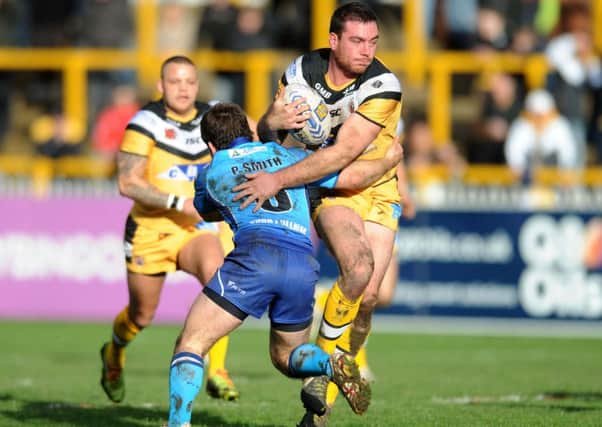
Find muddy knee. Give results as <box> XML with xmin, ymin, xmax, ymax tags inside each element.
<box><xmin>340</xmin><ymin>250</ymin><xmax>374</xmax><ymax>300</ymax></box>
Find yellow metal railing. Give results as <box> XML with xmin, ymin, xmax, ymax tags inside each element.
<box><xmin>0</xmin><ymin>47</ymin><xmax>547</xmax><ymax>147</ymax></box>
<box><xmin>0</xmin><ymin>48</ymin><xmax>296</xmax><ymax>132</ymax></box>
<box><xmin>426</xmin><ymin>52</ymin><xmax>548</xmax><ymax>143</ymax></box>
<box><xmin>0</xmin><ymin>0</ymin><xmax>559</xmax><ymax>143</ymax></box>
<box><xmin>3</xmin><ymin>152</ymin><xmax>602</xmax><ymax>190</ymax></box>
<box><xmin>1</xmin><ymin>0</ymin><xmax>602</xmax><ymax>191</ymax></box>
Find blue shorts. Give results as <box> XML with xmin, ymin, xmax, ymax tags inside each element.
<box><xmin>203</xmin><ymin>238</ymin><xmax>320</xmax><ymax>331</ymax></box>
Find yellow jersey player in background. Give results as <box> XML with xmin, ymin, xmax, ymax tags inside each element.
<box><xmin>99</xmin><ymin>55</ymin><xmax>247</xmax><ymax>403</ymax></box>
<box><xmin>231</xmin><ymin>3</ymin><xmax>404</xmax><ymax>425</ymax></box>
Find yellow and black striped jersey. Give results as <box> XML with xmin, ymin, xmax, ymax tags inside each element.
<box><xmin>120</xmin><ymin>100</ymin><xmax>213</xmax><ymax>231</ymax></box>
<box><xmin>281</xmin><ymin>49</ymin><xmax>402</xmax><ymax>183</ymax></box>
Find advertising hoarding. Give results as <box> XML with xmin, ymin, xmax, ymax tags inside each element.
<box><xmin>2</xmin><ymin>196</ymin><xmax>601</xmax><ymax>322</ymax></box>
<box><xmin>317</xmin><ymin>211</ymin><xmax>602</xmax><ymax>320</ymax></box>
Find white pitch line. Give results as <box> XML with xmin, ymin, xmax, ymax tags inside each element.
<box><xmin>239</xmin><ymin>314</ymin><xmax>602</xmax><ymax>339</ymax></box>
<box><xmin>433</xmin><ymin>394</ymin><xmax>525</xmax><ymax>405</ymax></box>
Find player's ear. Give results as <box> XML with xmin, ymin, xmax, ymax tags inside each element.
<box><xmin>156</xmin><ymin>79</ymin><xmax>164</xmax><ymax>96</ymax></box>
<box><xmin>328</xmin><ymin>32</ymin><xmax>338</xmax><ymax>49</ymax></box>
<box><xmin>246</xmin><ymin>116</ymin><xmax>258</xmax><ymax>139</ymax></box>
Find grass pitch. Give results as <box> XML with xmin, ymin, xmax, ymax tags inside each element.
<box><xmin>1</xmin><ymin>320</ymin><xmax>602</xmax><ymax>426</ymax></box>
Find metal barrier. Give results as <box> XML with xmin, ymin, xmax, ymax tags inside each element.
<box><xmin>1</xmin><ymin>0</ymin><xmax>601</xmax><ymax>189</ymax></box>
<box><xmin>1</xmin><ymin>153</ymin><xmax>601</xmax><ymax>197</ymax></box>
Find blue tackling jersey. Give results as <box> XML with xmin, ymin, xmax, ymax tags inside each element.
<box><xmin>194</xmin><ymin>137</ymin><xmax>337</xmax><ymax>328</ymax></box>
<box><xmin>194</xmin><ymin>138</ymin><xmax>336</xmax><ymax>253</ymax></box>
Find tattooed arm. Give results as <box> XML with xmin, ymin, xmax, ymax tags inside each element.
<box><xmin>117</xmin><ymin>151</ymin><xmax>200</xmax><ymax>218</ymax></box>
<box><xmin>117</xmin><ymin>151</ymin><xmax>167</xmax><ymax>207</ymax></box>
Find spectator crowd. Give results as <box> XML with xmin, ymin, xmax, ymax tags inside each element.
<box><xmin>0</xmin><ymin>0</ymin><xmax>600</xmax><ymax>180</ymax></box>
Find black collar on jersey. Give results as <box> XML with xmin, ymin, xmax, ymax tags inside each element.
<box><xmin>142</xmin><ymin>99</ymin><xmax>211</xmax><ymax>131</ymax></box>
<box><xmin>227</xmin><ymin>136</ymin><xmax>253</xmax><ymax>149</ymax></box>
<box><xmin>285</xmin><ymin>48</ymin><xmax>400</xmax><ymax>105</ymax></box>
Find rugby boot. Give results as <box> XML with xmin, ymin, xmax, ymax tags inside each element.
<box><xmin>297</xmin><ymin>407</ymin><xmax>331</xmax><ymax>427</ymax></box>
<box><xmin>206</xmin><ymin>368</ymin><xmax>240</xmax><ymax>401</ymax></box>
<box><xmin>360</xmin><ymin>365</ymin><xmax>376</xmax><ymax>383</ymax></box>
<box><xmin>356</xmin><ymin>346</ymin><xmax>376</xmax><ymax>383</ymax></box>
<box><xmin>329</xmin><ymin>353</ymin><xmax>371</xmax><ymax>415</ymax></box>
<box><xmin>301</xmin><ymin>375</ymin><xmax>330</xmax><ymax>416</ymax></box>
<box><xmin>100</xmin><ymin>342</ymin><xmax>125</xmax><ymax>403</ymax></box>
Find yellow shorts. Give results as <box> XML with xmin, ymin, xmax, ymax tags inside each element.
<box><xmin>313</xmin><ymin>176</ymin><xmax>401</xmax><ymax>231</ymax></box>
<box><xmin>124</xmin><ymin>215</ymin><xmax>234</xmax><ymax>275</ymax></box>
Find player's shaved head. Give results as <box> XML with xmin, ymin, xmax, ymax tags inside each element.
<box><xmin>160</xmin><ymin>55</ymin><xmax>196</xmax><ymax>79</ymax></box>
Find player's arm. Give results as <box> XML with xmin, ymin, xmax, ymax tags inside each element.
<box><xmin>235</xmin><ymin>113</ymin><xmax>381</xmax><ymax>210</ymax></box>
<box><xmin>117</xmin><ymin>151</ymin><xmax>200</xmax><ymax>219</ymax></box>
<box><xmin>335</xmin><ymin>140</ymin><xmax>402</xmax><ymax>190</ymax></box>
<box><xmin>396</xmin><ymin>161</ymin><xmax>416</xmax><ymax>219</ymax></box>
<box><xmin>285</xmin><ymin>113</ymin><xmax>381</xmax><ymax>182</ymax></box>
<box><xmin>117</xmin><ymin>151</ymin><xmax>165</xmax><ymax>208</ymax></box>
<box><xmin>117</xmin><ymin>125</ymin><xmax>201</xmax><ymax>218</ymax></box>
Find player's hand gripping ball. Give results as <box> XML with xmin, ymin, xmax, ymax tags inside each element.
<box><xmin>284</xmin><ymin>83</ymin><xmax>331</xmax><ymax>146</ymax></box>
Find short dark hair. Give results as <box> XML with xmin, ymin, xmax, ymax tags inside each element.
<box><xmin>160</xmin><ymin>55</ymin><xmax>196</xmax><ymax>79</ymax></box>
<box><xmin>201</xmin><ymin>103</ymin><xmax>254</xmax><ymax>150</ymax></box>
<box><xmin>329</xmin><ymin>1</ymin><xmax>378</xmax><ymax>36</ymax></box>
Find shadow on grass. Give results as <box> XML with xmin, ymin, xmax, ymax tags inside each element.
<box><xmin>539</xmin><ymin>391</ymin><xmax>602</xmax><ymax>402</ymax></box>
<box><xmin>484</xmin><ymin>391</ymin><xmax>602</xmax><ymax>414</ymax></box>
<box><xmin>494</xmin><ymin>402</ymin><xmax>597</xmax><ymax>413</ymax></box>
<box><xmin>0</xmin><ymin>394</ymin><xmax>282</xmax><ymax>427</ymax></box>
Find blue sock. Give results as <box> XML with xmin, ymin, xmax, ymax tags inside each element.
<box><xmin>288</xmin><ymin>343</ymin><xmax>333</xmax><ymax>378</ymax></box>
<box><xmin>168</xmin><ymin>352</ymin><xmax>205</xmax><ymax>427</ymax></box>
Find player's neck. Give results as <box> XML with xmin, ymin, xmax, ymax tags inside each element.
<box><xmin>165</xmin><ymin>107</ymin><xmax>197</xmax><ymax>123</ymax></box>
<box><xmin>326</xmin><ymin>58</ymin><xmax>357</xmax><ymax>88</ymax></box>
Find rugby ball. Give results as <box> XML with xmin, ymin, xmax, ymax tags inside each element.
<box><xmin>283</xmin><ymin>83</ymin><xmax>331</xmax><ymax>146</ymax></box>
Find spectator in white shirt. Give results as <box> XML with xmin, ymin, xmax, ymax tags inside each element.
<box><xmin>544</xmin><ymin>4</ymin><xmax>601</xmax><ymax>166</ymax></box>
<box><xmin>505</xmin><ymin>89</ymin><xmax>579</xmax><ymax>179</ymax></box>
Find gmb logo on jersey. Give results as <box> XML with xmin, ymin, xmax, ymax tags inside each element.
<box><xmin>157</xmin><ymin>164</ymin><xmax>206</xmax><ymax>181</ymax></box>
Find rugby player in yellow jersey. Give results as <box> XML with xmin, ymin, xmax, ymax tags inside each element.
<box><xmin>99</xmin><ymin>55</ymin><xmax>247</xmax><ymax>403</ymax></box>
<box><xmin>232</xmin><ymin>2</ymin><xmax>404</xmax><ymax>424</ymax></box>
<box><xmin>313</xmin><ymin>132</ymin><xmax>416</xmax><ymax>384</ymax></box>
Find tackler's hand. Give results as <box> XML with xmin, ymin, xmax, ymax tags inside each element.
<box><xmin>232</xmin><ymin>171</ymin><xmax>282</xmax><ymax>212</ymax></box>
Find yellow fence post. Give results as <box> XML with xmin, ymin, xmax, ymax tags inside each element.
<box><xmin>63</xmin><ymin>57</ymin><xmax>87</xmax><ymax>139</ymax></box>
<box><xmin>403</xmin><ymin>0</ymin><xmax>426</xmax><ymax>86</ymax></box>
<box><xmin>524</xmin><ymin>54</ymin><xmax>548</xmax><ymax>89</ymax></box>
<box><xmin>594</xmin><ymin>0</ymin><xmax>602</xmax><ymax>54</ymax></box>
<box><xmin>429</xmin><ymin>56</ymin><xmax>451</xmax><ymax>145</ymax></box>
<box><xmin>32</xmin><ymin>158</ymin><xmax>53</xmax><ymax>198</ymax></box>
<box><xmin>135</xmin><ymin>0</ymin><xmax>159</xmax><ymax>91</ymax></box>
<box><xmin>245</xmin><ymin>52</ymin><xmax>272</xmax><ymax>121</ymax></box>
<box><xmin>311</xmin><ymin>0</ymin><xmax>336</xmax><ymax>49</ymax></box>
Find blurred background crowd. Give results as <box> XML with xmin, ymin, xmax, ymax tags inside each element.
<box><xmin>0</xmin><ymin>0</ymin><xmax>601</xmax><ymax>187</ymax></box>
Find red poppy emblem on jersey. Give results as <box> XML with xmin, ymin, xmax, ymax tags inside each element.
<box><xmin>165</xmin><ymin>128</ymin><xmax>176</xmax><ymax>139</ymax></box>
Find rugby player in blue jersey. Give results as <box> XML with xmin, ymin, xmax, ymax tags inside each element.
<box><xmin>166</xmin><ymin>103</ymin><xmax>401</xmax><ymax>427</ymax></box>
